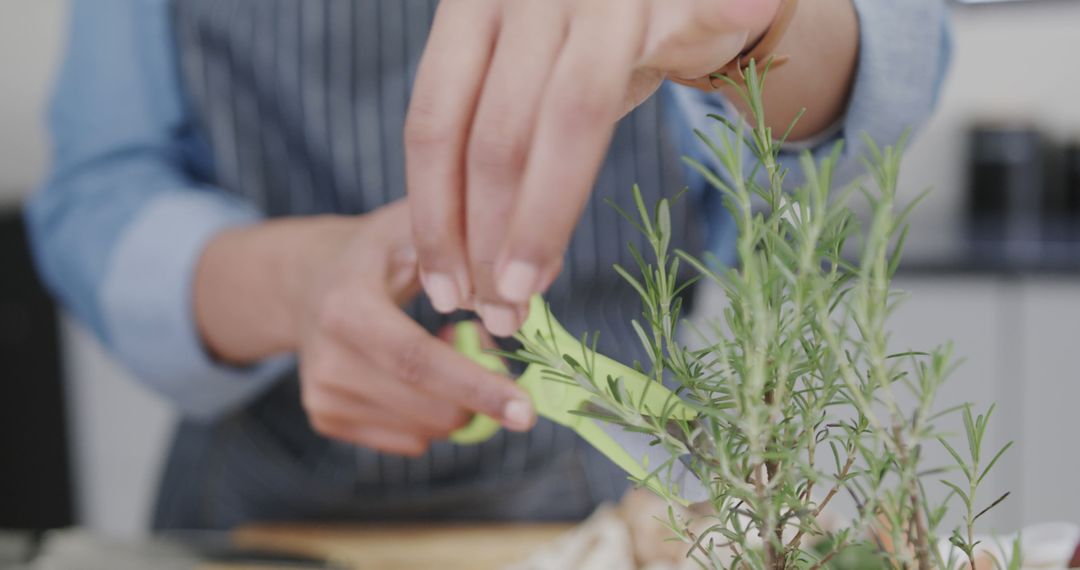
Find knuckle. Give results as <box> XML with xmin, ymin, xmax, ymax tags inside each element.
<box><xmin>428</xmin><ymin>409</ymin><xmax>472</xmax><ymax>436</ymax></box>
<box><xmin>414</xmin><ymin>228</ymin><xmax>457</xmax><ymax>262</ymax></box>
<box><xmin>468</xmin><ymin>138</ymin><xmax>527</xmax><ymax>180</ymax></box>
<box><xmin>453</xmin><ymin>379</ymin><xmax>493</xmax><ymax>413</ymax></box>
<box><xmin>467</xmin><ymin>123</ymin><xmax>527</xmax><ymax>176</ymax></box>
<box><xmin>560</xmin><ymin>99</ymin><xmax>606</xmax><ymax>130</ymax></box>
<box><xmin>404</xmin><ymin>105</ymin><xmax>454</xmax><ymax>153</ymax></box>
<box><xmin>300</xmin><ymin>356</ymin><xmax>336</xmax><ymax>395</ymax></box>
<box><xmin>552</xmin><ymin>89</ymin><xmax>615</xmax><ymax>132</ymax></box>
<box><xmin>393</xmin><ymin>341</ymin><xmax>431</xmax><ymax>388</ymax></box>
<box><xmin>315</xmin><ymin>290</ymin><xmax>354</xmax><ymax>339</ymax></box>
<box><xmin>447</xmin><ymin>410</ymin><xmax>472</xmax><ymax>431</ymax></box>
<box><xmin>347</xmin><ymin>315</ymin><xmax>380</xmax><ymax>348</ymax></box>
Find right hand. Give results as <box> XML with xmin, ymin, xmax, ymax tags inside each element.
<box><xmin>195</xmin><ymin>200</ymin><xmax>536</xmax><ymax>457</ymax></box>
<box><xmin>405</xmin><ymin>0</ymin><xmax>782</xmax><ymax>337</ymax></box>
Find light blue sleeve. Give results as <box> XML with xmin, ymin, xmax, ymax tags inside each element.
<box><xmin>669</xmin><ymin>0</ymin><xmax>952</xmax><ymax>259</ymax></box>
<box><xmin>25</xmin><ymin>0</ymin><xmax>293</xmax><ymax>421</ymax></box>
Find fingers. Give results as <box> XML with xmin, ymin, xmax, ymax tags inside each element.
<box><xmin>407</xmin><ymin>0</ymin><xmax>769</xmax><ymax>329</ymax></box>
<box><xmin>302</xmin><ymin>312</ymin><xmax>477</xmax><ymax>438</ymax></box>
<box><xmin>405</xmin><ymin>0</ymin><xmax>500</xmax><ymax>314</ymax></box>
<box><xmin>339</xmin><ymin>200</ymin><xmax>423</xmax><ymax>304</ymax></box>
<box><xmin>301</xmin><ymin>339</ymin><xmax>474</xmax><ymax>456</ymax></box>
<box><xmin>305</xmin><ymin>379</ymin><xmax>470</xmax><ymax>440</ymax></box>
<box><xmin>465</xmin><ymin>1</ymin><xmax>568</xmax><ymax>336</ymax></box>
<box><xmin>329</xmin><ymin>377</ymin><xmax>471</xmax><ymax>436</ymax></box>
<box><xmin>351</xmin><ymin>427</ymin><xmax>429</xmax><ymax>457</ymax></box>
<box><xmin>303</xmin><ymin>377</ymin><xmax>434</xmax><ymax>456</ymax></box>
<box><xmin>354</xmin><ymin>301</ymin><xmax>535</xmax><ymax>431</ymax></box>
<box><xmin>640</xmin><ymin>0</ymin><xmax>749</xmax><ymax>77</ymax></box>
<box><xmin>495</xmin><ymin>2</ymin><xmax>645</xmax><ymax>305</ymax></box>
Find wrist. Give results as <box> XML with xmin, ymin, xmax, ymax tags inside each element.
<box><xmin>194</xmin><ymin>216</ymin><xmax>354</xmax><ymax>363</ymax></box>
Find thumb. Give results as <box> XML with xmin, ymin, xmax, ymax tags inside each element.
<box><xmin>366</xmin><ymin>200</ymin><xmax>422</xmax><ymax>304</ymax></box>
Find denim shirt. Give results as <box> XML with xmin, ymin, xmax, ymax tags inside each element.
<box><xmin>26</xmin><ymin>0</ymin><xmax>951</xmax><ymax>421</ymax></box>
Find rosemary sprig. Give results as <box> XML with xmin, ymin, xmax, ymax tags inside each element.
<box><xmin>514</xmin><ymin>60</ymin><xmax>1011</xmax><ymax>570</ymax></box>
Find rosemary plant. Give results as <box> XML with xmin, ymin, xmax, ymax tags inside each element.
<box><xmin>512</xmin><ymin>61</ymin><xmax>1012</xmax><ymax>570</ymax></box>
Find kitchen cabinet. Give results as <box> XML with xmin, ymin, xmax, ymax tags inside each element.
<box><xmin>888</xmin><ymin>275</ymin><xmax>1080</xmax><ymax>531</ymax></box>
<box><xmin>889</xmin><ymin>277</ymin><xmax>1016</xmax><ymax>531</ymax></box>
<box><xmin>1017</xmin><ymin>281</ymin><xmax>1080</xmax><ymax>525</ymax></box>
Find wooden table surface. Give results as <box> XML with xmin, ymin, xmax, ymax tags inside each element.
<box><xmin>201</xmin><ymin>523</ymin><xmax>572</xmax><ymax>570</ymax></box>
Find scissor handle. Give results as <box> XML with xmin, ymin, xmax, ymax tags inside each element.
<box><xmin>446</xmin><ymin>299</ymin><xmax>708</xmax><ymax>503</ymax></box>
<box><xmin>449</xmin><ymin>321</ymin><xmax>511</xmax><ymax>445</ymax></box>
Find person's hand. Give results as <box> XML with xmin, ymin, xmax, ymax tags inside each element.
<box><xmin>405</xmin><ymin>0</ymin><xmax>782</xmax><ymax>336</ymax></box>
<box><xmin>293</xmin><ymin>202</ymin><xmax>536</xmax><ymax>455</ymax></box>
<box><xmin>195</xmin><ymin>201</ymin><xmax>536</xmax><ymax>457</ymax></box>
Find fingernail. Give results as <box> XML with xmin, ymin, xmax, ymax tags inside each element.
<box><xmin>502</xmin><ymin>399</ymin><xmax>534</xmax><ymax>431</ymax></box>
<box><xmin>422</xmin><ymin>272</ymin><xmax>460</xmax><ymax>313</ymax></box>
<box><xmin>497</xmin><ymin>260</ymin><xmax>540</xmax><ymax>303</ymax></box>
<box><xmin>478</xmin><ymin>303</ymin><xmax>520</xmax><ymax>337</ymax></box>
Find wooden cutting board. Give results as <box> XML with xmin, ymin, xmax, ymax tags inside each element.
<box><xmin>207</xmin><ymin>523</ymin><xmax>573</xmax><ymax>570</ymax></box>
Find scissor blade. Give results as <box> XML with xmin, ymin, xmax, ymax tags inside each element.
<box><xmin>593</xmin><ymin>420</ymin><xmax>711</xmax><ymax>504</ymax></box>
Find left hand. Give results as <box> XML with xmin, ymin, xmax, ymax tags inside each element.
<box><xmin>405</xmin><ymin>0</ymin><xmax>782</xmax><ymax>336</ymax></box>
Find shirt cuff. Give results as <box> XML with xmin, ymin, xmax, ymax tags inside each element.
<box><xmin>672</xmin><ymin>0</ymin><xmax>949</xmax><ymax>174</ymax></box>
<box><xmin>841</xmin><ymin>0</ymin><xmax>951</xmax><ymax>157</ymax></box>
<box><xmin>100</xmin><ymin>190</ymin><xmax>295</xmax><ymax>421</ymax></box>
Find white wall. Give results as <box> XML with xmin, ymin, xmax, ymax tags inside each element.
<box><xmin>0</xmin><ymin>0</ymin><xmax>65</xmax><ymax>205</ymax></box>
<box><xmin>61</xmin><ymin>319</ymin><xmax>176</xmax><ymax>537</ymax></box>
<box><xmin>0</xmin><ymin>0</ymin><xmax>177</xmax><ymax>538</ymax></box>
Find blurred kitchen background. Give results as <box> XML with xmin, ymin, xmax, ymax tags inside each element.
<box><xmin>1</xmin><ymin>0</ymin><xmax>1079</xmax><ymax>544</ymax></box>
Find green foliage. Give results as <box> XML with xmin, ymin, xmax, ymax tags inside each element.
<box><xmin>812</xmin><ymin>538</ymin><xmax>887</xmax><ymax>570</ymax></box>
<box><xmin>942</xmin><ymin>405</ymin><xmax>1013</xmax><ymax>570</ymax></box>
<box><xmin>513</xmin><ymin>60</ymin><xmax>1010</xmax><ymax>570</ymax></box>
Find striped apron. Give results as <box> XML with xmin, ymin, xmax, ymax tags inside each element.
<box><xmin>155</xmin><ymin>0</ymin><xmax>705</xmax><ymax>530</ymax></box>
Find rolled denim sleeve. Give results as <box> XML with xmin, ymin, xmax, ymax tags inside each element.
<box><xmin>670</xmin><ymin>0</ymin><xmax>952</xmax><ymax>257</ymax></box>
<box><xmin>25</xmin><ymin>0</ymin><xmax>292</xmax><ymax>420</ymax></box>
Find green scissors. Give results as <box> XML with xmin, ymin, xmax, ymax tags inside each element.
<box><xmin>449</xmin><ymin>295</ymin><xmax>710</xmax><ymax>505</ymax></box>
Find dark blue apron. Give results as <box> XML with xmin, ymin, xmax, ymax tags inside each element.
<box><xmin>156</xmin><ymin>0</ymin><xmax>704</xmax><ymax>529</ymax></box>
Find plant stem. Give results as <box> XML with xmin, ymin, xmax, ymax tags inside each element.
<box><xmin>965</xmin><ymin>436</ymin><xmax>979</xmax><ymax>570</ymax></box>
<box><xmin>894</xmin><ymin>427</ymin><xmax>933</xmax><ymax>570</ymax></box>
<box><xmin>760</xmin><ymin>387</ymin><xmax>785</xmax><ymax>570</ymax></box>
<box><xmin>807</xmin><ymin>533</ymin><xmax>851</xmax><ymax>570</ymax></box>
<box><xmin>786</xmin><ymin>450</ymin><xmax>856</xmax><ymax>551</ymax></box>
<box><xmin>684</xmin><ymin>526</ymin><xmax>719</xmax><ymax>564</ymax></box>
<box><xmin>910</xmin><ymin>491</ymin><xmax>933</xmax><ymax>570</ymax></box>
